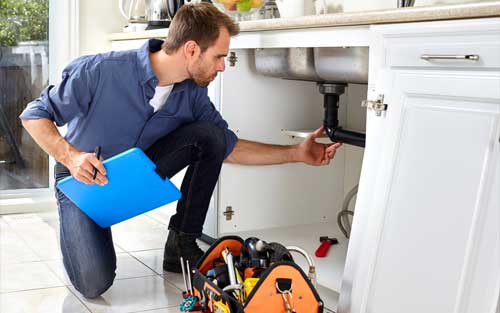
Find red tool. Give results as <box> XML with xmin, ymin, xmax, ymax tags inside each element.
<box><xmin>315</xmin><ymin>236</ymin><xmax>339</xmax><ymax>257</ymax></box>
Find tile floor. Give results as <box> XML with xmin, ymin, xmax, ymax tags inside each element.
<box><xmin>0</xmin><ymin>208</ymin><xmax>208</xmax><ymax>313</ymax></box>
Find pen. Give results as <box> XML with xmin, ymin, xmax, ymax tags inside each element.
<box><xmin>92</xmin><ymin>145</ymin><xmax>101</xmax><ymax>180</ymax></box>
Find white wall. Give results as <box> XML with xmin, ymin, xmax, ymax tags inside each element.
<box><xmin>318</xmin><ymin>0</ymin><xmax>394</xmax><ymax>13</ymax></box>
<box><xmin>319</xmin><ymin>0</ymin><xmax>497</xmax><ymax>13</ymax></box>
<box><xmin>79</xmin><ymin>0</ymin><xmax>125</xmax><ymax>55</ymax></box>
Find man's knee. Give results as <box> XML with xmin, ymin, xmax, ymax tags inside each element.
<box><xmin>190</xmin><ymin>121</ymin><xmax>226</xmax><ymax>160</ymax></box>
<box><xmin>72</xmin><ymin>268</ymin><xmax>115</xmax><ymax>299</ymax></box>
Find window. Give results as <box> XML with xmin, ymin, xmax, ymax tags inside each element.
<box><xmin>0</xmin><ymin>0</ymin><xmax>49</xmax><ymax>190</ymax></box>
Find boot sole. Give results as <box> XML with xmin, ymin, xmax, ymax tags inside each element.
<box><xmin>163</xmin><ymin>260</ymin><xmax>182</xmax><ymax>273</ymax></box>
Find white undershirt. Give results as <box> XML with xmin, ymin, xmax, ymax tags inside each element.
<box><xmin>149</xmin><ymin>84</ymin><xmax>174</xmax><ymax>112</ymax></box>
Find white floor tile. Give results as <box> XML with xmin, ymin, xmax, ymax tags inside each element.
<box><xmin>3</xmin><ymin>213</ymin><xmax>62</xmax><ymax>260</ymax></box>
<box><xmin>132</xmin><ymin>307</ymin><xmax>180</xmax><ymax>313</ymax></box>
<box><xmin>114</xmin><ymin>244</ymin><xmax>125</xmax><ymax>253</ymax></box>
<box><xmin>69</xmin><ymin>276</ymin><xmax>182</xmax><ymax>313</ymax></box>
<box><xmin>0</xmin><ymin>222</ymin><xmax>40</xmax><ymax>264</ymax></box>
<box><xmin>2</xmin><ymin>213</ymin><xmax>37</xmax><ymax>223</ymax></box>
<box><xmin>0</xmin><ymin>212</ymin><xmax>211</xmax><ymax>312</ymax></box>
<box><xmin>117</xmin><ymin>253</ymin><xmax>158</xmax><ymax>280</ymax></box>
<box><xmin>35</xmin><ymin>211</ymin><xmax>61</xmax><ymax>228</ymax></box>
<box><xmin>45</xmin><ymin>253</ymin><xmax>157</xmax><ymax>286</ymax></box>
<box><xmin>112</xmin><ymin>215</ymin><xmax>168</xmax><ymax>252</ymax></box>
<box><xmin>144</xmin><ymin>205</ymin><xmax>175</xmax><ymax>226</ymax></box>
<box><xmin>43</xmin><ymin>260</ymin><xmax>72</xmax><ymax>285</ymax></box>
<box><xmin>130</xmin><ymin>250</ymin><xmax>164</xmax><ymax>275</ymax></box>
<box><xmin>160</xmin><ymin>273</ymin><xmax>186</xmax><ymax>294</ymax></box>
<box><xmin>36</xmin><ymin>210</ymin><xmax>60</xmax><ymax>220</ymax></box>
<box><xmin>130</xmin><ymin>249</ymin><xmax>186</xmax><ymax>292</ymax></box>
<box><xmin>2</xmin><ymin>213</ymin><xmax>47</xmax><ymax>226</ymax></box>
<box><xmin>0</xmin><ymin>287</ymin><xmax>90</xmax><ymax>313</ymax></box>
<box><xmin>0</xmin><ymin>262</ymin><xmax>64</xmax><ymax>293</ymax></box>
<box><xmin>0</xmin><ymin>217</ymin><xmax>10</xmax><ymax>228</ymax></box>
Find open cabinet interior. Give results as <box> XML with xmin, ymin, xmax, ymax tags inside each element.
<box><xmin>217</xmin><ymin>48</ymin><xmax>368</xmax><ymax>309</ymax></box>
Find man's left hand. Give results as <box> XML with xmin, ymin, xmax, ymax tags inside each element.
<box><xmin>296</xmin><ymin>126</ymin><xmax>342</xmax><ymax>166</ymax></box>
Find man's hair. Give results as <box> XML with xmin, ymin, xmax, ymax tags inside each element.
<box><xmin>162</xmin><ymin>3</ymin><xmax>240</xmax><ymax>54</ymax></box>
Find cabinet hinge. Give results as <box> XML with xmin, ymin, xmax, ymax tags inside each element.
<box><xmin>228</xmin><ymin>52</ymin><xmax>237</xmax><ymax>67</ymax></box>
<box><xmin>362</xmin><ymin>94</ymin><xmax>387</xmax><ymax>117</ymax></box>
<box><xmin>223</xmin><ymin>206</ymin><xmax>235</xmax><ymax>221</ymax></box>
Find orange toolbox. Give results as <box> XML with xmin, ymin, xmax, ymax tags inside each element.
<box><xmin>179</xmin><ymin>235</ymin><xmax>324</xmax><ymax>313</ymax></box>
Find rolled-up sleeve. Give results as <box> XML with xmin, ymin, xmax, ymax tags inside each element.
<box><xmin>19</xmin><ymin>57</ymin><xmax>99</xmax><ymax>127</ymax></box>
<box><xmin>192</xmin><ymin>86</ymin><xmax>238</xmax><ymax>159</ymax></box>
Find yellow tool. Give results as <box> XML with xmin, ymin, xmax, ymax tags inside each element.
<box><xmin>235</xmin><ymin>270</ymin><xmax>245</xmax><ymax>302</ymax></box>
<box><xmin>235</xmin><ymin>268</ymin><xmax>244</xmax><ymax>285</ymax></box>
<box><xmin>213</xmin><ymin>299</ymin><xmax>231</xmax><ymax>313</ymax></box>
<box><xmin>243</xmin><ymin>278</ymin><xmax>259</xmax><ymax>296</ymax></box>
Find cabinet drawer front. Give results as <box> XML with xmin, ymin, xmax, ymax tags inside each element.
<box><xmin>386</xmin><ymin>34</ymin><xmax>500</xmax><ymax>70</ymax></box>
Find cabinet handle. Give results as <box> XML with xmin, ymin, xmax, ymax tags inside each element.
<box><xmin>421</xmin><ymin>54</ymin><xmax>480</xmax><ymax>61</ymax></box>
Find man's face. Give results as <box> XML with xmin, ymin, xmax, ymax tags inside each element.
<box><xmin>187</xmin><ymin>27</ymin><xmax>230</xmax><ymax>87</ymax></box>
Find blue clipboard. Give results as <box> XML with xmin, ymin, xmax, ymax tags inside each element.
<box><xmin>57</xmin><ymin>147</ymin><xmax>181</xmax><ymax>228</ymax></box>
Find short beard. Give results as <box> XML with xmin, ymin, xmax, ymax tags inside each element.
<box><xmin>194</xmin><ymin>78</ymin><xmax>211</xmax><ymax>88</ymax></box>
<box><xmin>187</xmin><ymin>65</ymin><xmax>211</xmax><ymax>88</ymax></box>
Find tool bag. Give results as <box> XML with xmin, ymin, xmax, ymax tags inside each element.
<box><xmin>187</xmin><ymin>235</ymin><xmax>324</xmax><ymax>313</ymax></box>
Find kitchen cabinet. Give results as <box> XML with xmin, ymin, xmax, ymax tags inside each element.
<box><xmin>109</xmin><ymin>17</ymin><xmax>499</xmax><ymax>312</ymax></box>
<box><xmin>339</xmin><ymin>18</ymin><xmax>500</xmax><ymax>313</ymax></box>
<box><xmin>217</xmin><ymin>47</ymin><xmax>366</xmax><ymax>308</ymax></box>
<box><xmin>216</xmin><ymin>18</ymin><xmax>500</xmax><ymax>312</ymax></box>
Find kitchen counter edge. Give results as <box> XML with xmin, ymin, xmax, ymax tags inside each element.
<box><xmin>108</xmin><ymin>1</ymin><xmax>500</xmax><ymax>41</ymax></box>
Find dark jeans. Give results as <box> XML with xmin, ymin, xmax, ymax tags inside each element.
<box><xmin>54</xmin><ymin>121</ymin><xmax>226</xmax><ymax>298</ymax></box>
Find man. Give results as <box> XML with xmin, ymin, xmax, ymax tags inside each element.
<box><xmin>20</xmin><ymin>3</ymin><xmax>342</xmax><ymax>298</ymax></box>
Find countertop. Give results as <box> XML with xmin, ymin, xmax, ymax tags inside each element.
<box><xmin>108</xmin><ymin>1</ymin><xmax>500</xmax><ymax>41</ymax></box>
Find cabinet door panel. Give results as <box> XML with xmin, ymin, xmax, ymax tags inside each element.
<box><xmin>372</xmin><ymin>71</ymin><xmax>498</xmax><ymax>313</ymax></box>
<box><xmin>464</xmin><ymin>146</ymin><xmax>499</xmax><ymax>313</ymax></box>
<box><xmin>341</xmin><ymin>70</ymin><xmax>500</xmax><ymax>313</ymax></box>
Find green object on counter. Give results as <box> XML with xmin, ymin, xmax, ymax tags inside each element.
<box><xmin>236</xmin><ymin>0</ymin><xmax>252</xmax><ymax>12</ymax></box>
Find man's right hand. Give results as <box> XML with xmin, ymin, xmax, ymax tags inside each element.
<box><xmin>65</xmin><ymin>150</ymin><xmax>108</xmax><ymax>186</ymax></box>
<box><xmin>20</xmin><ymin>118</ymin><xmax>108</xmax><ymax>186</ymax></box>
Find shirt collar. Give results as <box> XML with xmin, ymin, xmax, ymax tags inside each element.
<box><xmin>136</xmin><ymin>39</ymin><xmax>163</xmax><ymax>83</ymax></box>
<box><xmin>137</xmin><ymin>38</ymin><xmax>188</xmax><ymax>93</ymax></box>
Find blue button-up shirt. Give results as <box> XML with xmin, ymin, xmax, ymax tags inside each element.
<box><xmin>19</xmin><ymin>39</ymin><xmax>237</xmax><ymax>159</ymax></box>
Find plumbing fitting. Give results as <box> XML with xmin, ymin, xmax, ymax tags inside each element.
<box><xmin>319</xmin><ymin>83</ymin><xmax>366</xmax><ymax>147</ymax></box>
<box><xmin>286</xmin><ymin>246</ymin><xmax>316</xmax><ymax>287</ymax></box>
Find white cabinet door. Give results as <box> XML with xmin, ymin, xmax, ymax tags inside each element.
<box><xmin>340</xmin><ymin>19</ymin><xmax>500</xmax><ymax>313</ymax></box>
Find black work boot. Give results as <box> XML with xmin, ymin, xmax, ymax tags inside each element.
<box><xmin>163</xmin><ymin>230</ymin><xmax>204</xmax><ymax>273</ymax></box>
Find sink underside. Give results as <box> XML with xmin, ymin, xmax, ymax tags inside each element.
<box><xmin>254</xmin><ymin>47</ymin><xmax>369</xmax><ymax>84</ymax></box>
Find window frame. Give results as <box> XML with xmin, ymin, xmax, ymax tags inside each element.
<box><xmin>0</xmin><ymin>0</ymin><xmax>80</xmax><ymax>213</ymax></box>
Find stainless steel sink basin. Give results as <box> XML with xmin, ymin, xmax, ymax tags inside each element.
<box><xmin>314</xmin><ymin>47</ymin><xmax>368</xmax><ymax>84</ymax></box>
<box><xmin>254</xmin><ymin>48</ymin><xmax>321</xmax><ymax>81</ymax></box>
<box><xmin>254</xmin><ymin>47</ymin><xmax>369</xmax><ymax>84</ymax></box>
